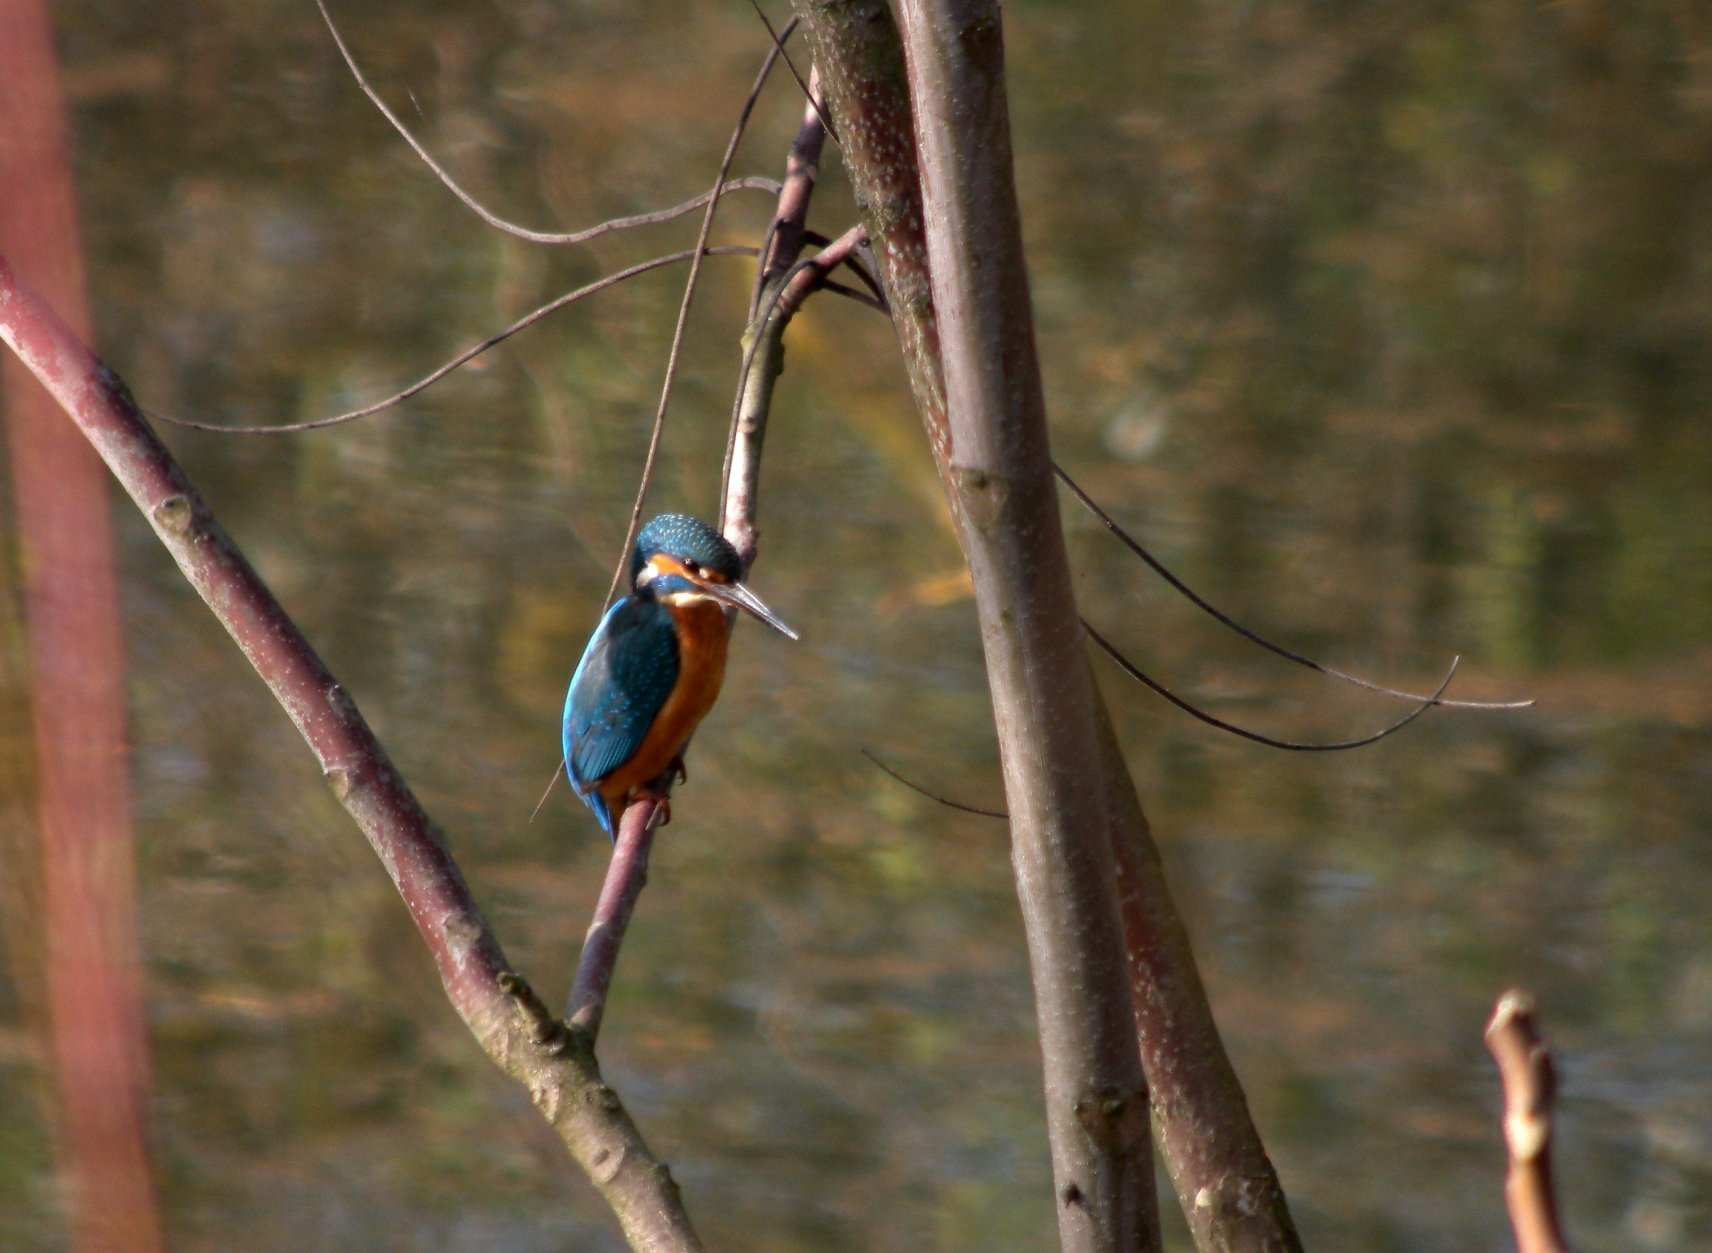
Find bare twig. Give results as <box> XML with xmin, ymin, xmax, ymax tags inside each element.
<box><xmin>147</xmin><ymin>245</ymin><xmax>756</xmax><ymax>434</ymax></box>
<box><xmin>527</xmin><ymin>760</ymin><xmax>564</xmax><ymax>824</ymax></box>
<box><xmin>565</xmin><ymin>799</ymin><xmax>662</xmax><ymax>1037</ymax></box>
<box><xmin>749</xmin><ymin>67</ymin><xmax>831</xmax><ymax>320</ymax></box>
<box><xmin>818</xmin><ymin>276</ymin><xmax>886</xmax><ymax>311</ymax></box>
<box><xmin>0</xmin><ymin>251</ymin><xmax>705</xmax><ymax>1253</ymax></box>
<box><xmin>600</xmin><ymin>20</ymin><xmax>797</xmax><ymax>612</ymax></box>
<box><xmin>743</xmin><ymin>0</ymin><xmax>840</xmax><ymax>146</ymax></box>
<box><xmin>722</xmin><ymin>55</ymin><xmax>838</xmax><ymax>559</ymax></box>
<box><xmin>1056</xmin><ymin>462</ymin><xmax>1533</xmax><ymax>711</ymax></box>
<box><xmin>1485</xmin><ymin>991</ymin><xmax>1572</xmax><ymax>1253</ymax></box>
<box><xmin>722</xmin><ymin>226</ymin><xmax>866</xmax><ymax>560</ymax></box>
<box><xmin>1085</xmin><ymin>619</ymin><xmax>1458</xmax><ymax>751</ymax></box>
<box><xmin>861</xmin><ymin>749</ymin><xmax>1006</xmax><ymax>818</ymax></box>
<box><xmin>317</xmin><ymin>0</ymin><xmax>778</xmax><ymax>246</ymax></box>
<box><xmin>568</xmin><ymin>38</ymin><xmax>820</xmax><ymax>1053</ymax></box>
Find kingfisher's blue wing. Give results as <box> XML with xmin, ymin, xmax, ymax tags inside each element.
<box><xmin>563</xmin><ymin>597</ymin><xmax>680</xmax><ymax>837</ymax></box>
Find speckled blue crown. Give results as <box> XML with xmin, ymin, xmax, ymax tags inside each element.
<box><xmin>631</xmin><ymin>513</ymin><xmax>742</xmax><ymax>584</ymax></box>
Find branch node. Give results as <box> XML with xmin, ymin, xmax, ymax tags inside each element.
<box><xmin>590</xmin><ymin>1138</ymin><xmax>628</xmax><ymax>1186</ymax></box>
<box><xmin>325</xmin><ymin>765</ymin><xmax>354</xmax><ymax>802</ymax></box>
<box><xmin>500</xmin><ymin>971</ymin><xmax>572</xmax><ymax>1054</ymax></box>
<box><xmin>1073</xmin><ymin>1083</ymin><xmax>1149</xmax><ymax>1153</ymax></box>
<box><xmin>151</xmin><ymin>494</ymin><xmax>195</xmax><ymax>535</ymax></box>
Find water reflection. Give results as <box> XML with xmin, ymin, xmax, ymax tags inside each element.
<box><xmin>2</xmin><ymin>0</ymin><xmax>1709</xmax><ymax>1249</ymax></box>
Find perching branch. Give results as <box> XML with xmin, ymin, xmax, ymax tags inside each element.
<box><xmin>0</xmin><ymin>252</ymin><xmax>704</xmax><ymax>1253</ymax></box>
<box><xmin>566</xmin><ymin>48</ymin><xmax>841</xmax><ymax>1055</ymax></box>
<box><xmin>566</xmin><ymin>800</ymin><xmax>665</xmax><ymax>1038</ymax></box>
<box><xmin>1485</xmin><ymin>991</ymin><xmax>1572</xmax><ymax>1253</ymax></box>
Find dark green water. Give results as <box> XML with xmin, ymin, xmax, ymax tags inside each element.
<box><xmin>4</xmin><ymin>1</ymin><xmax>1709</xmax><ymax>1248</ymax></box>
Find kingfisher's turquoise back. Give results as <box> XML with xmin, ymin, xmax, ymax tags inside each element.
<box><xmin>562</xmin><ymin>596</ymin><xmax>681</xmax><ymax>838</ymax></box>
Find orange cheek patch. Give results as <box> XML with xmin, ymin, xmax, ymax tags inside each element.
<box><xmin>648</xmin><ymin>554</ymin><xmax>692</xmax><ymax>581</ymax></box>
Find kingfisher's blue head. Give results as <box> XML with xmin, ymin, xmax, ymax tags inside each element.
<box><xmin>630</xmin><ymin>513</ymin><xmax>798</xmax><ymax>639</ymax></box>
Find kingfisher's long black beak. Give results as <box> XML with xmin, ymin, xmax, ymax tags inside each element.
<box><xmin>707</xmin><ymin>580</ymin><xmax>799</xmax><ymax>640</ymax></box>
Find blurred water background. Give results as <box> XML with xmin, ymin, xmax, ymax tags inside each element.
<box><xmin>2</xmin><ymin>1</ymin><xmax>1709</xmax><ymax>1248</ymax></box>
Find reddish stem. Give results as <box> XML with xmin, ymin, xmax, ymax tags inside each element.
<box><xmin>567</xmin><ymin>800</ymin><xmax>661</xmax><ymax>1037</ymax></box>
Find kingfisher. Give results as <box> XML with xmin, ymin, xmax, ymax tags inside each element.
<box><xmin>563</xmin><ymin>513</ymin><xmax>798</xmax><ymax>839</ymax></box>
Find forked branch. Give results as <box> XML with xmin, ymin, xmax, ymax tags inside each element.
<box><xmin>0</xmin><ymin>253</ymin><xmax>705</xmax><ymax>1253</ymax></box>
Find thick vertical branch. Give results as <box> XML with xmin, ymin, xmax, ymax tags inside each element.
<box><xmin>1485</xmin><ymin>991</ymin><xmax>1571</xmax><ymax>1253</ymax></box>
<box><xmin>891</xmin><ymin>3</ymin><xmax>1156</xmax><ymax>1248</ymax></box>
<box><xmin>792</xmin><ymin>2</ymin><xmax>1301</xmax><ymax>1249</ymax></box>
<box><xmin>1094</xmin><ymin>709</ymin><xmax>1301</xmax><ymax>1252</ymax></box>
<box><xmin>0</xmin><ymin>254</ymin><xmax>703</xmax><ymax>1253</ymax></box>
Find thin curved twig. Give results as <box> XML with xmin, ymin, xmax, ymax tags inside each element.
<box><xmin>1085</xmin><ymin>618</ymin><xmax>1457</xmax><ymax>751</ymax></box>
<box><xmin>317</xmin><ymin>0</ymin><xmax>780</xmax><ymax>245</ymax></box>
<box><xmin>147</xmin><ymin>246</ymin><xmax>756</xmax><ymax>434</ymax></box>
<box><xmin>818</xmin><ymin>278</ymin><xmax>886</xmax><ymax>312</ymax></box>
<box><xmin>1057</xmin><ymin>462</ymin><xmax>1531</xmax><ymax>710</ymax></box>
<box><xmin>744</xmin><ymin>0</ymin><xmax>840</xmax><ymax>146</ymax></box>
<box><xmin>861</xmin><ymin>749</ymin><xmax>1007</xmax><ymax>818</ymax></box>
<box><xmin>600</xmin><ymin>19</ymin><xmax>796</xmax><ymax>612</ymax></box>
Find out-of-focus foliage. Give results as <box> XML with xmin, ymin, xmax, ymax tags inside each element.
<box><xmin>1</xmin><ymin>1</ymin><xmax>1707</xmax><ymax>1249</ymax></box>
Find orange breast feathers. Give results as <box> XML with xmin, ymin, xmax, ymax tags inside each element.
<box><xmin>596</xmin><ymin>599</ymin><xmax>732</xmax><ymax>810</ymax></box>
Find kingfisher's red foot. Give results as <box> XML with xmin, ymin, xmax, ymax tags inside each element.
<box><xmin>670</xmin><ymin>755</ymin><xmax>688</xmax><ymax>786</ymax></box>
